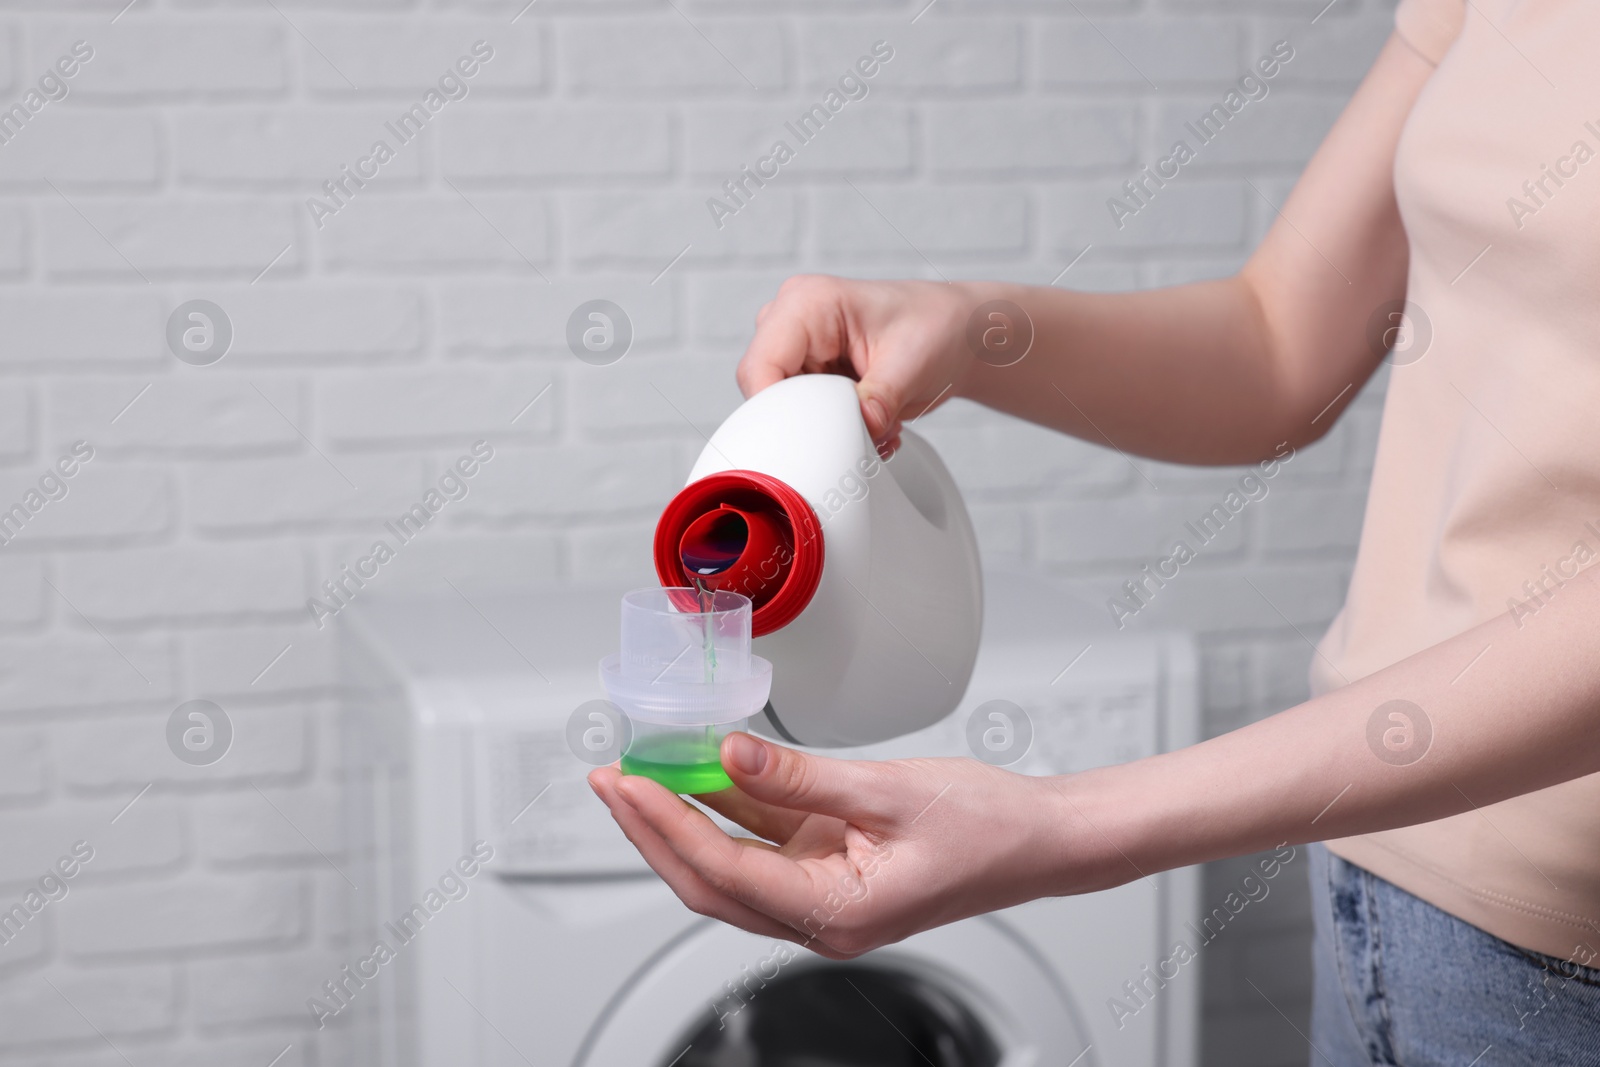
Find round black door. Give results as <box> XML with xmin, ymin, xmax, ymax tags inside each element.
<box><xmin>670</xmin><ymin>964</ymin><xmax>1003</xmax><ymax>1067</ymax></box>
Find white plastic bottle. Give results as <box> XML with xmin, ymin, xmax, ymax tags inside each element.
<box><xmin>652</xmin><ymin>374</ymin><xmax>982</xmax><ymax>747</ymax></box>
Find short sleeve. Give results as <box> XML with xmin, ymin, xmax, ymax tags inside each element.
<box><xmin>1394</xmin><ymin>0</ymin><xmax>1467</xmax><ymax>65</ymax></box>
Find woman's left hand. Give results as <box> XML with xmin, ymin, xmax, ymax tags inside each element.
<box><xmin>588</xmin><ymin>731</ymin><xmax>1128</xmax><ymax>959</ymax></box>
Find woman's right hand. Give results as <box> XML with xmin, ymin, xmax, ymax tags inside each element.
<box><xmin>736</xmin><ymin>275</ymin><xmax>981</xmax><ymax>453</ymax></box>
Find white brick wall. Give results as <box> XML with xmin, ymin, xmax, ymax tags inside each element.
<box><xmin>0</xmin><ymin>3</ymin><xmax>1399</xmax><ymax>1064</ymax></box>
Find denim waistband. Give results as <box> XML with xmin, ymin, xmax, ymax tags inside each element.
<box><xmin>1308</xmin><ymin>842</ymin><xmax>1600</xmax><ymax>1067</ymax></box>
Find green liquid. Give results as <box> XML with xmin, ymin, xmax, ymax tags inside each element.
<box><xmin>623</xmin><ymin>583</ymin><xmax>730</xmax><ymax>793</ymax></box>
<box><xmin>620</xmin><ymin>731</ymin><xmax>731</xmax><ymax>794</ymax></box>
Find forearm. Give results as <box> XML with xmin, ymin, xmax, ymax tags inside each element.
<box><xmin>954</xmin><ymin>278</ymin><xmax>1299</xmax><ymax>464</ymax></box>
<box><xmin>1061</xmin><ymin>573</ymin><xmax>1600</xmax><ymax>890</ymax></box>
<box><xmin>955</xmin><ymin>34</ymin><xmax>1429</xmax><ymax>466</ymax></box>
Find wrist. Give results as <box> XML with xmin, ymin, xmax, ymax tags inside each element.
<box><xmin>947</xmin><ymin>281</ymin><xmax>1031</xmax><ymax>405</ymax></box>
<box><xmin>1038</xmin><ymin>750</ymin><xmax>1224</xmax><ymax>896</ymax></box>
<box><xmin>938</xmin><ymin>281</ymin><xmax>983</xmax><ymax>403</ymax></box>
<box><xmin>1034</xmin><ymin>765</ymin><xmax>1150</xmax><ymax>896</ymax></box>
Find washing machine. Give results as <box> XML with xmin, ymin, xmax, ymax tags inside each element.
<box><xmin>336</xmin><ymin>571</ymin><xmax>1201</xmax><ymax>1067</ymax></box>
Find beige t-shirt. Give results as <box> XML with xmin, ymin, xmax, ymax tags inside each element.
<box><xmin>1315</xmin><ymin>0</ymin><xmax>1600</xmax><ymax>962</ymax></box>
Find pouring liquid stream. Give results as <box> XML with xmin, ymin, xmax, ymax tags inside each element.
<box><xmin>692</xmin><ymin>577</ymin><xmax>717</xmax><ymax>681</ymax></box>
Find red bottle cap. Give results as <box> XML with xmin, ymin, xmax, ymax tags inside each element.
<box><xmin>653</xmin><ymin>470</ymin><xmax>824</xmax><ymax>637</ymax></box>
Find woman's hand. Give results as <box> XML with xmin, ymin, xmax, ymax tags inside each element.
<box><xmin>736</xmin><ymin>276</ymin><xmax>980</xmax><ymax>453</ymax></box>
<box><xmin>587</xmin><ymin>732</ymin><xmax>1126</xmax><ymax>959</ymax></box>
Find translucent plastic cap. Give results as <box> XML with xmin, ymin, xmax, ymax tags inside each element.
<box><xmin>599</xmin><ymin>588</ymin><xmax>773</xmax><ymax>725</ymax></box>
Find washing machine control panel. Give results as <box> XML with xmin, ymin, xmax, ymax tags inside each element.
<box><xmin>479</xmin><ymin>722</ymin><xmax>653</xmax><ymax>876</ymax></box>
<box><xmin>437</xmin><ymin>676</ymin><xmax>654</xmax><ymax>877</ymax></box>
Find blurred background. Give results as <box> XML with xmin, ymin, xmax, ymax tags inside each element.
<box><xmin>0</xmin><ymin>1</ymin><xmax>1398</xmax><ymax>1065</ymax></box>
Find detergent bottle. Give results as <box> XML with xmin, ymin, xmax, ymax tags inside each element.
<box><xmin>645</xmin><ymin>373</ymin><xmax>983</xmax><ymax>750</ymax></box>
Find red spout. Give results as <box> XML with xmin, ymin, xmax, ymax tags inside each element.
<box><xmin>653</xmin><ymin>471</ymin><xmax>824</xmax><ymax>637</ymax></box>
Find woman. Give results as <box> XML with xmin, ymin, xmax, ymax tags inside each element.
<box><xmin>591</xmin><ymin>1</ymin><xmax>1600</xmax><ymax>1061</ymax></box>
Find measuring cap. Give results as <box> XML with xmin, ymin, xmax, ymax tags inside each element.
<box><xmin>599</xmin><ymin>588</ymin><xmax>773</xmax><ymax>726</ymax></box>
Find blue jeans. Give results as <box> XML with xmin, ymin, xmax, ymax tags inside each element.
<box><xmin>1309</xmin><ymin>843</ymin><xmax>1600</xmax><ymax>1066</ymax></box>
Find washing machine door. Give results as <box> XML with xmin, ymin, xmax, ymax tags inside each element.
<box><xmin>576</xmin><ymin>915</ymin><xmax>1093</xmax><ymax>1067</ymax></box>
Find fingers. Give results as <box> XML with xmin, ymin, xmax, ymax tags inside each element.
<box><xmin>588</xmin><ymin>769</ymin><xmax>805</xmax><ymax>944</ymax></box>
<box><xmin>735</xmin><ymin>274</ymin><xmax>963</xmax><ymax>457</ymax></box>
<box><xmin>720</xmin><ymin>733</ymin><xmax>897</xmax><ymax>824</ymax></box>
<box><xmin>736</xmin><ymin>305</ymin><xmax>814</xmax><ymax>398</ymax></box>
<box><xmin>691</xmin><ymin>783</ymin><xmax>811</xmax><ymax>845</ymax></box>
<box><xmin>855</xmin><ymin>381</ymin><xmax>904</xmax><ymax>444</ymax></box>
<box><xmin>614</xmin><ymin>771</ymin><xmax>840</xmax><ymax>926</ymax></box>
<box><xmin>736</xmin><ymin>275</ymin><xmax>847</xmax><ymax>399</ymax></box>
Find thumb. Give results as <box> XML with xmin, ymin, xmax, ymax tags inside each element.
<box><xmin>854</xmin><ymin>380</ymin><xmax>903</xmax><ymax>445</ymax></box>
<box><xmin>721</xmin><ymin>732</ymin><xmax>888</xmax><ymax>820</ymax></box>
